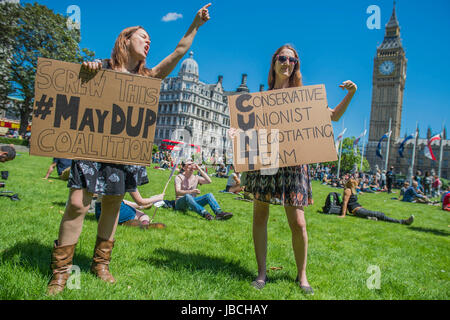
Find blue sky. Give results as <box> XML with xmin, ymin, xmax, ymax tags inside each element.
<box><xmin>22</xmin><ymin>0</ymin><xmax>450</xmax><ymax>141</ymax></box>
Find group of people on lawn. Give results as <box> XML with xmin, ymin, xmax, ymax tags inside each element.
<box><xmin>2</xmin><ymin>3</ymin><xmax>448</xmax><ymax>298</ymax></box>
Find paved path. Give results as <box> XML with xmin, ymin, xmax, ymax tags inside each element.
<box><xmin>0</xmin><ymin>144</ymin><xmax>30</xmax><ymax>153</ymax></box>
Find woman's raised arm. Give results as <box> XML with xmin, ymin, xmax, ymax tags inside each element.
<box><xmin>151</xmin><ymin>3</ymin><xmax>211</xmax><ymax>79</ymax></box>
<box><xmin>328</xmin><ymin>80</ymin><xmax>357</xmax><ymax>122</ymax></box>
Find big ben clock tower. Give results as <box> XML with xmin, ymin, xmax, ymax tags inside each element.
<box><xmin>367</xmin><ymin>3</ymin><xmax>407</xmax><ymax>170</ymax></box>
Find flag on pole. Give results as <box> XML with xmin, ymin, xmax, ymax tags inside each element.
<box><xmin>335</xmin><ymin>128</ymin><xmax>347</xmax><ymax>152</ymax></box>
<box><xmin>424</xmin><ymin>133</ymin><xmax>441</xmax><ymax>161</ymax></box>
<box><xmin>168</xmin><ymin>148</ymin><xmax>185</xmax><ymax>181</ymax></box>
<box><xmin>376</xmin><ymin>131</ymin><xmax>392</xmax><ymax>159</ymax></box>
<box><xmin>353</xmin><ymin>130</ymin><xmax>367</xmax><ymax>156</ymax></box>
<box><xmin>398</xmin><ymin>133</ymin><xmax>417</xmax><ymax>158</ymax></box>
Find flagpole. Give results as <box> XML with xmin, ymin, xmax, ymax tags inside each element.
<box><xmin>360</xmin><ymin>119</ymin><xmax>366</xmax><ymax>172</ymax></box>
<box><xmin>337</xmin><ymin>120</ymin><xmax>344</xmax><ymax>179</ymax></box>
<box><xmin>150</xmin><ymin>148</ymin><xmax>184</xmax><ymax>223</ymax></box>
<box><xmin>409</xmin><ymin>122</ymin><xmax>418</xmax><ymax>184</ymax></box>
<box><xmin>337</xmin><ymin>137</ymin><xmax>343</xmax><ymax>179</ymax></box>
<box><xmin>437</xmin><ymin>122</ymin><xmax>445</xmax><ymax>194</ymax></box>
<box><xmin>384</xmin><ymin>118</ymin><xmax>392</xmax><ymax>172</ymax></box>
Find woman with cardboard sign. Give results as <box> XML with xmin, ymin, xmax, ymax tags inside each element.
<box><xmin>243</xmin><ymin>45</ymin><xmax>357</xmax><ymax>294</ymax></box>
<box><xmin>47</xmin><ymin>4</ymin><xmax>212</xmax><ymax>295</ymax></box>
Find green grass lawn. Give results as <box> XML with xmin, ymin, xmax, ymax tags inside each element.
<box><xmin>0</xmin><ymin>152</ymin><xmax>449</xmax><ymax>300</ymax></box>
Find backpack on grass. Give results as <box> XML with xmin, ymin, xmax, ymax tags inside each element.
<box><xmin>322</xmin><ymin>192</ymin><xmax>342</xmax><ymax>215</ymax></box>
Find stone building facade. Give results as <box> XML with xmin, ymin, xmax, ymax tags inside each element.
<box><xmin>154</xmin><ymin>51</ymin><xmax>263</xmax><ymax>162</ymax></box>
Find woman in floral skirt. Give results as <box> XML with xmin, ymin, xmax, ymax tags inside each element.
<box><xmin>47</xmin><ymin>4</ymin><xmax>212</xmax><ymax>295</ymax></box>
<box><xmin>245</xmin><ymin>44</ymin><xmax>357</xmax><ymax>294</ymax></box>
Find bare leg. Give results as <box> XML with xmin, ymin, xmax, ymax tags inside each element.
<box><xmin>135</xmin><ymin>209</ymin><xmax>150</xmax><ymax>224</ymax></box>
<box><xmin>58</xmin><ymin>188</ymin><xmax>93</xmax><ymax>246</ymax></box>
<box><xmin>252</xmin><ymin>199</ymin><xmax>270</xmax><ymax>282</ymax></box>
<box><xmin>97</xmin><ymin>195</ymin><xmax>124</xmax><ymax>241</ymax></box>
<box><xmin>285</xmin><ymin>205</ymin><xmax>310</xmax><ymax>287</ymax></box>
<box><xmin>229</xmin><ymin>185</ymin><xmax>243</xmax><ymax>194</ymax></box>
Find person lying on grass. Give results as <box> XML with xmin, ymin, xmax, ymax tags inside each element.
<box><xmin>0</xmin><ymin>145</ymin><xmax>16</xmax><ymax>163</ymax></box>
<box><xmin>44</xmin><ymin>158</ymin><xmax>72</xmax><ymax>181</ymax></box>
<box><xmin>340</xmin><ymin>178</ymin><xmax>414</xmax><ymax>225</ymax></box>
<box><xmin>95</xmin><ymin>189</ymin><xmax>164</xmax><ymax>229</ymax></box>
<box><xmin>174</xmin><ymin>160</ymin><xmax>233</xmax><ymax>221</ymax></box>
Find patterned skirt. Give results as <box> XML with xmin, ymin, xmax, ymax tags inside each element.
<box><xmin>67</xmin><ymin>160</ymin><xmax>149</xmax><ymax>195</ymax></box>
<box><xmin>243</xmin><ymin>165</ymin><xmax>312</xmax><ymax>207</ymax></box>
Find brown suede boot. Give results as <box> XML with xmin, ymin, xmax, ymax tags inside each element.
<box><xmin>47</xmin><ymin>240</ymin><xmax>77</xmax><ymax>295</ymax></box>
<box><xmin>90</xmin><ymin>236</ymin><xmax>116</xmax><ymax>283</ymax></box>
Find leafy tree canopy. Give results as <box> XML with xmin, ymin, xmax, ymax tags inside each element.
<box><xmin>0</xmin><ymin>2</ymin><xmax>95</xmax><ymax>134</ymax></box>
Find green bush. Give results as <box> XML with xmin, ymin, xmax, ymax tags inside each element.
<box><xmin>441</xmin><ymin>178</ymin><xmax>449</xmax><ymax>190</ymax></box>
<box><xmin>0</xmin><ymin>137</ymin><xmax>29</xmax><ymax>146</ymax></box>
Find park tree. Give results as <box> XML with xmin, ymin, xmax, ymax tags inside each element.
<box><xmin>0</xmin><ymin>2</ymin><xmax>94</xmax><ymax>135</ymax></box>
<box><xmin>152</xmin><ymin>144</ymin><xmax>159</xmax><ymax>155</ymax></box>
<box><xmin>321</xmin><ymin>137</ymin><xmax>371</xmax><ymax>174</ymax></box>
<box><xmin>0</xmin><ymin>3</ymin><xmax>16</xmax><ymax>111</ymax></box>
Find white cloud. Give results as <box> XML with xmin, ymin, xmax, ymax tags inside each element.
<box><xmin>161</xmin><ymin>12</ymin><xmax>183</xmax><ymax>22</ymax></box>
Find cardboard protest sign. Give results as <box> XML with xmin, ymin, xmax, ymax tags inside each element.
<box><xmin>30</xmin><ymin>58</ymin><xmax>161</xmax><ymax>166</ymax></box>
<box><xmin>228</xmin><ymin>84</ymin><xmax>338</xmax><ymax>172</ymax></box>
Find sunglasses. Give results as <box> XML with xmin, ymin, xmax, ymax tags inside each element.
<box><xmin>276</xmin><ymin>55</ymin><xmax>298</xmax><ymax>65</ymax></box>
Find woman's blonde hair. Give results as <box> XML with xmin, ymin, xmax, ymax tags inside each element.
<box><xmin>268</xmin><ymin>44</ymin><xmax>303</xmax><ymax>90</ymax></box>
<box><xmin>109</xmin><ymin>26</ymin><xmax>152</xmax><ymax>76</ymax></box>
<box><xmin>345</xmin><ymin>178</ymin><xmax>358</xmax><ymax>194</ymax></box>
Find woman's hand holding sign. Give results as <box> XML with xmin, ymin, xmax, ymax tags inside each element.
<box><xmin>81</xmin><ymin>60</ymin><xmax>102</xmax><ymax>72</ymax></box>
<box><xmin>227</xmin><ymin>127</ymin><xmax>242</xmax><ymax>140</ymax></box>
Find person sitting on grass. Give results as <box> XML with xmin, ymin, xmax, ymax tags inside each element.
<box><xmin>44</xmin><ymin>158</ymin><xmax>72</xmax><ymax>181</ymax></box>
<box><xmin>0</xmin><ymin>145</ymin><xmax>16</xmax><ymax>163</ymax></box>
<box><xmin>95</xmin><ymin>189</ymin><xmax>164</xmax><ymax>229</ymax></box>
<box><xmin>159</xmin><ymin>158</ymin><xmax>170</xmax><ymax>170</ymax></box>
<box><xmin>369</xmin><ymin>176</ymin><xmax>381</xmax><ymax>192</ymax></box>
<box><xmin>321</xmin><ymin>173</ymin><xmax>331</xmax><ymax>185</ymax></box>
<box><xmin>214</xmin><ymin>163</ymin><xmax>228</xmax><ymax>178</ymax></box>
<box><xmin>441</xmin><ymin>186</ymin><xmax>450</xmax><ymax>211</ymax></box>
<box><xmin>225</xmin><ymin>166</ymin><xmax>243</xmax><ymax>194</ymax></box>
<box><xmin>401</xmin><ymin>181</ymin><xmax>431</xmax><ymax>203</ymax></box>
<box><xmin>399</xmin><ymin>181</ymin><xmax>410</xmax><ymax>198</ymax></box>
<box><xmin>198</xmin><ymin>163</ymin><xmax>208</xmax><ymax>176</ymax></box>
<box><xmin>339</xmin><ymin>178</ymin><xmax>414</xmax><ymax>225</ymax></box>
<box><xmin>354</xmin><ymin>178</ymin><xmax>363</xmax><ymax>194</ymax></box>
<box><xmin>174</xmin><ymin>160</ymin><xmax>233</xmax><ymax>220</ymax></box>
<box><xmin>413</xmin><ymin>178</ymin><xmax>425</xmax><ymax>195</ymax></box>
<box><xmin>360</xmin><ymin>178</ymin><xmax>375</xmax><ymax>193</ymax></box>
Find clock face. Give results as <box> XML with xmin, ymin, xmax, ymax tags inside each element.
<box><xmin>379</xmin><ymin>60</ymin><xmax>395</xmax><ymax>75</ymax></box>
